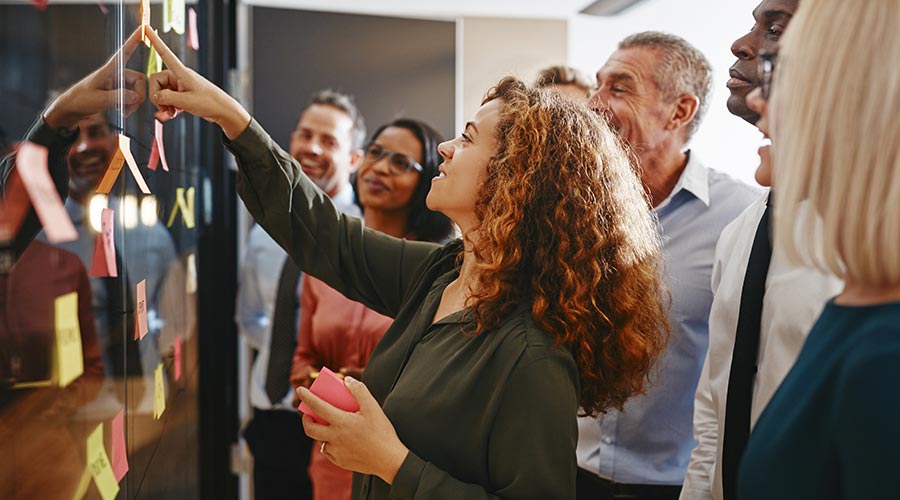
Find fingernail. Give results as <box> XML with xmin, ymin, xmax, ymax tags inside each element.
<box><xmin>344</xmin><ymin>376</ymin><xmax>357</xmax><ymax>384</ymax></box>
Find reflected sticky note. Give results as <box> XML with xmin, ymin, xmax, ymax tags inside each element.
<box><xmin>16</xmin><ymin>142</ymin><xmax>78</xmax><ymax>243</ymax></box>
<box><xmin>297</xmin><ymin>367</ymin><xmax>360</xmax><ymax>425</ymax></box>
<box><xmin>72</xmin><ymin>466</ymin><xmax>92</xmax><ymax>500</ymax></box>
<box><xmin>164</xmin><ymin>0</ymin><xmax>185</xmax><ymax>34</ymax></box>
<box><xmin>155</xmin><ymin>120</ymin><xmax>169</xmax><ymax>171</ymax></box>
<box><xmin>174</xmin><ymin>335</ymin><xmax>183</xmax><ymax>381</ymax></box>
<box><xmin>111</xmin><ymin>409</ymin><xmax>129</xmax><ymax>482</ymax></box>
<box><xmin>55</xmin><ymin>292</ymin><xmax>84</xmax><ymax>388</ymax></box>
<box><xmin>87</xmin><ymin>423</ymin><xmax>120</xmax><ymax>500</ymax></box>
<box><xmin>186</xmin><ymin>252</ymin><xmax>197</xmax><ymax>294</ymax></box>
<box><xmin>146</xmin><ymin>45</ymin><xmax>162</xmax><ymax>78</ymax></box>
<box><xmin>188</xmin><ymin>8</ymin><xmax>199</xmax><ymax>50</ymax></box>
<box><xmin>30</xmin><ymin>0</ymin><xmax>48</xmax><ymax>11</ymax></box>
<box><xmin>0</xmin><ymin>170</ymin><xmax>31</xmax><ymax>242</ymax></box>
<box><xmin>90</xmin><ymin>208</ymin><xmax>117</xmax><ymax>278</ymax></box>
<box><xmin>96</xmin><ymin>135</ymin><xmax>151</xmax><ymax>195</ymax></box>
<box><xmin>140</xmin><ymin>0</ymin><xmax>151</xmax><ymax>46</ymax></box>
<box><xmin>134</xmin><ymin>279</ymin><xmax>149</xmax><ymax>340</ymax></box>
<box><xmin>166</xmin><ymin>186</ymin><xmax>195</xmax><ymax>229</ymax></box>
<box><xmin>154</xmin><ymin>363</ymin><xmax>166</xmax><ymax>419</ymax></box>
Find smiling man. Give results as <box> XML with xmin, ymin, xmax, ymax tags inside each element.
<box><xmin>577</xmin><ymin>32</ymin><xmax>760</xmax><ymax>500</ymax></box>
<box><xmin>238</xmin><ymin>90</ymin><xmax>363</xmax><ymax>500</ymax></box>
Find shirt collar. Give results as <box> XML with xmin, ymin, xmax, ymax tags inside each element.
<box><xmin>656</xmin><ymin>150</ymin><xmax>710</xmax><ymax>210</ymax></box>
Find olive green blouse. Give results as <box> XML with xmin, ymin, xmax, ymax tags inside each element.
<box><xmin>226</xmin><ymin>119</ymin><xmax>579</xmax><ymax>500</ymax></box>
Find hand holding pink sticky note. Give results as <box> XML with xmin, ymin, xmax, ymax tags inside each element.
<box><xmin>297</xmin><ymin>367</ymin><xmax>359</xmax><ymax>425</ymax></box>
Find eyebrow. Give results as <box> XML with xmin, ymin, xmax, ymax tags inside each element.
<box><xmin>752</xmin><ymin>6</ymin><xmax>794</xmax><ymax>21</ymax></box>
<box><xmin>600</xmin><ymin>72</ymin><xmax>637</xmax><ymax>86</ymax></box>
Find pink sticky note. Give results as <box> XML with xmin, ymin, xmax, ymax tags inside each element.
<box><xmin>174</xmin><ymin>336</ymin><xmax>182</xmax><ymax>381</ymax></box>
<box><xmin>31</xmin><ymin>0</ymin><xmax>48</xmax><ymax>10</ymax></box>
<box><xmin>90</xmin><ymin>208</ymin><xmax>118</xmax><ymax>277</ymax></box>
<box><xmin>134</xmin><ymin>280</ymin><xmax>149</xmax><ymax>340</ymax></box>
<box><xmin>155</xmin><ymin>120</ymin><xmax>169</xmax><ymax>172</ymax></box>
<box><xmin>188</xmin><ymin>8</ymin><xmax>199</xmax><ymax>50</ymax></box>
<box><xmin>297</xmin><ymin>367</ymin><xmax>359</xmax><ymax>425</ymax></box>
<box><xmin>147</xmin><ymin>139</ymin><xmax>159</xmax><ymax>171</ymax></box>
<box><xmin>111</xmin><ymin>409</ymin><xmax>129</xmax><ymax>482</ymax></box>
<box><xmin>15</xmin><ymin>143</ymin><xmax>78</xmax><ymax>243</ymax></box>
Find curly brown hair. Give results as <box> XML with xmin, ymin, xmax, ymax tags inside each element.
<box><xmin>468</xmin><ymin>77</ymin><xmax>669</xmax><ymax>416</ymax></box>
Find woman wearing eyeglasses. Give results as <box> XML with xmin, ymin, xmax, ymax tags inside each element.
<box><xmin>737</xmin><ymin>1</ymin><xmax>900</xmax><ymax>499</ymax></box>
<box><xmin>290</xmin><ymin>119</ymin><xmax>452</xmax><ymax>500</ymax></box>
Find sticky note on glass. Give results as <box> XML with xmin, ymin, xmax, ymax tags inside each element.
<box><xmin>16</xmin><ymin>142</ymin><xmax>78</xmax><ymax>243</ymax></box>
<box><xmin>147</xmin><ymin>119</ymin><xmax>169</xmax><ymax>172</ymax></box>
<box><xmin>163</xmin><ymin>0</ymin><xmax>185</xmax><ymax>34</ymax></box>
<box><xmin>186</xmin><ymin>252</ymin><xmax>197</xmax><ymax>294</ymax></box>
<box><xmin>134</xmin><ymin>279</ymin><xmax>149</xmax><ymax>340</ymax></box>
<box><xmin>140</xmin><ymin>0</ymin><xmax>151</xmax><ymax>46</ymax></box>
<box><xmin>30</xmin><ymin>0</ymin><xmax>48</xmax><ymax>11</ymax></box>
<box><xmin>188</xmin><ymin>8</ymin><xmax>199</xmax><ymax>50</ymax></box>
<box><xmin>111</xmin><ymin>409</ymin><xmax>129</xmax><ymax>482</ymax></box>
<box><xmin>90</xmin><ymin>208</ymin><xmax>117</xmax><ymax>278</ymax></box>
<box><xmin>297</xmin><ymin>367</ymin><xmax>360</xmax><ymax>425</ymax></box>
<box><xmin>87</xmin><ymin>423</ymin><xmax>120</xmax><ymax>500</ymax></box>
<box><xmin>154</xmin><ymin>363</ymin><xmax>166</xmax><ymax>419</ymax></box>
<box><xmin>166</xmin><ymin>186</ymin><xmax>195</xmax><ymax>229</ymax></box>
<box><xmin>174</xmin><ymin>335</ymin><xmax>183</xmax><ymax>381</ymax></box>
<box><xmin>146</xmin><ymin>45</ymin><xmax>162</xmax><ymax>78</ymax></box>
<box><xmin>55</xmin><ymin>292</ymin><xmax>84</xmax><ymax>388</ymax></box>
<box><xmin>96</xmin><ymin>135</ymin><xmax>151</xmax><ymax>195</ymax></box>
<box><xmin>0</xmin><ymin>170</ymin><xmax>31</xmax><ymax>243</ymax></box>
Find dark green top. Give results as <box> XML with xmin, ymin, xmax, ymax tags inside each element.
<box><xmin>225</xmin><ymin>119</ymin><xmax>580</xmax><ymax>500</ymax></box>
<box><xmin>739</xmin><ymin>300</ymin><xmax>900</xmax><ymax>500</ymax></box>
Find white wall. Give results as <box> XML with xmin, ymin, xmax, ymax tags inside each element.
<box><xmin>569</xmin><ymin>0</ymin><xmax>764</xmax><ymax>185</ymax></box>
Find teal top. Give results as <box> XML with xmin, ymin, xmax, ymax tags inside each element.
<box><xmin>225</xmin><ymin>119</ymin><xmax>579</xmax><ymax>500</ymax></box>
<box><xmin>739</xmin><ymin>300</ymin><xmax>900</xmax><ymax>500</ymax></box>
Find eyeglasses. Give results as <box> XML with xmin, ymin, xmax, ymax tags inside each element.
<box><xmin>759</xmin><ymin>52</ymin><xmax>777</xmax><ymax>100</ymax></box>
<box><xmin>363</xmin><ymin>143</ymin><xmax>422</xmax><ymax>175</ymax></box>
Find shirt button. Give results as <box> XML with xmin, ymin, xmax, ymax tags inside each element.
<box><xmin>602</xmin><ymin>436</ymin><xmax>613</xmax><ymax>445</ymax></box>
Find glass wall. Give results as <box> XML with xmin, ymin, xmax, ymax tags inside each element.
<box><xmin>1</xmin><ymin>1</ymin><xmax>217</xmax><ymax>497</ymax></box>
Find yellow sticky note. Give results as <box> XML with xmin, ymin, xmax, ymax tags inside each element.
<box><xmin>163</xmin><ymin>0</ymin><xmax>185</xmax><ymax>34</ymax></box>
<box><xmin>154</xmin><ymin>363</ymin><xmax>166</xmax><ymax>419</ymax></box>
<box><xmin>86</xmin><ymin>424</ymin><xmax>120</xmax><ymax>500</ymax></box>
<box><xmin>55</xmin><ymin>292</ymin><xmax>84</xmax><ymax>388</ymax></box>
<box><xmin>146</xmin><ymin>45</ymin><xmax>162</xmax><ymax>78</ymax></box>
<box><xmin>166</xmin><ymin>186</ymin><xmax>195</xmax><ymax>229</ymax></box>
<box><xmin>71</xmin><ymin>466</ymin><xmax>91</xmax><ymax>500</ymax></box>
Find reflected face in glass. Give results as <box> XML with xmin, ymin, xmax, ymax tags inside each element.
<box><xmin>551</xmin><ymin>83</ymin><xmax>591</xmax><ymax>106</ymax></box>
<box><xmin>356</xmin><ymin>126</ymin><xmax>422</xmax><ymax>216</ymax></box>
<box><xmin>67</xmin><ymin>113</ymin><xmax>116</xmax><ymax>199</ymax></box>
<box><xmin>746</xmin><ymin>87</ymin><xmax>773</xmax><ymax>186</ymax></box>
<box><xmin>289</xmin><ymin>104</ymin><xmax>358</xmax><ymax>197</ymax></box>
<box><xmin>727</xmin><ymin>0</ymin><xmax>798</xmax><ymax>123</ymax></box>
<box><xmin>428</xmin><ymin>99</ymin><xmax>501</xmax><ymax>230</ymax></box>
<box><xmin>590</xmin><ymin>47</ymin><xmax>670</xmax><ymax>155</ymax></box>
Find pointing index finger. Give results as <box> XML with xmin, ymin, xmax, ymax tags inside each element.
<box><xmin>145</xmin><ymin>28</ymin><xmax>187</xmax><ymax>75</ymax></box>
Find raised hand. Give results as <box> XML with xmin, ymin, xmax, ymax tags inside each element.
<box><xmin>145</xmin><ymin>28</ymin><xmax>251</xmax><ymax>139</ymax></box>
<box><xmin>43</xmin><ymin>27</ymin><xmax>147</xmax><ymax>130</ymax></box>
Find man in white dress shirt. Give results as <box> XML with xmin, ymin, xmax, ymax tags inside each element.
<box><xmin>236</xmin><ymin>90</ymin><xmax>364</xmax><ymax>500</ymax></box>
<box><xmin>679</xmin><ymin>3</ymin><xmax>842</xmax><ymax>499</ymax></box>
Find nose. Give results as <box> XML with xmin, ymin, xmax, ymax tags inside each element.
<box><xmin>370</xmin><ymin>154</ymin><xmax>392</xmax><ymax>175</ymax></box>
<box><xmin>437</xmin><ymin>140</ymin><xmax>453</xmax><ymax>160</ymax></box>
<box><xmin>746</xmin><ymin>87</ymin><xmax>767</xmax><ymax>117</ymax></box>
<box><xmin>731</xmin><ymin>31</ymin><xmax>756</xmax><ymax>60</ymax></box>
<box><xmin>588</xmin><ymin>88</ymin><xmax>607</xmax><ymax>113</ymax></box>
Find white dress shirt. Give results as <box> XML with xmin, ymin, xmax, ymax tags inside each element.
<box><xmin>679</xmin><ymin>194</ymin><xmax>843</xmax><ymax>500</ymax></box>
<box><xmin>235</xmin><ymin>183</ymin><xmax>360</xmax><ymax>411</ymax></box>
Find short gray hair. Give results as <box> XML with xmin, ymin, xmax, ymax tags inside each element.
<box><xmin>308</xmin><ymin>89</ymin><xmax>367</xmax><ymax>149</ymax></box>
<box><xmin>619</xmin><ymin>31</ymin><xmax>712</xmax><ymax>140</ymax></box>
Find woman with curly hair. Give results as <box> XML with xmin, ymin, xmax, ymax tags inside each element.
<box><xmin>145</xmin><ymin>29</ymin><xmax>668</xmax><ymax>499</ymax></box>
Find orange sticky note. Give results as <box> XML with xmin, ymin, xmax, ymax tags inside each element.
<box><xmin>96</xmin><ymin>135</ymin><xmax>151</xmax><ymax>195</ymax></box>
<box><xmin>140</xmin><ymin>0</ymin><xmax>151</xmax><ymax>46</ymax></box>
<box><xmin>166</xmin><ymin>186</ymin><xmax>195</xmax><ymax>229</ymax></box>
<box><xmin>188</xmin><ymin>8</ymin><xmax>199</xmax><ymax>50</ymax></box>
<box><xmin>0</xmin><ymin>170</ymin><xmax>31</xmax><ymax>242</ymax></box>
<box><xmin>111</xmin><ymin>409</ymin><xmax>129</xmax><ymax>482</ymax></box>
<box><xmin>174</xmin><ymin>335</ymin><xmax>183</xmax><ymax>381</ymax></box>
<box><xmin>15</xmin><ymin>142</ymin><xmax>78</xmax><ymax>243</ymax></box>
<box><xmin>134</xmin><ymin>279</ymin><xmax>149</xmax><ymax>340</ymax></box>
<box><xmin>90</xmin><ymin>208</ymin><xmax>117</xmax><ymax>277</ymax></box>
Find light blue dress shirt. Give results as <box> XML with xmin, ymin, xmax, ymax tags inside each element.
<box><xmin>577</xmin><ymin>151</ymin><xmax>761</xmax><ymax>485</ymax></box>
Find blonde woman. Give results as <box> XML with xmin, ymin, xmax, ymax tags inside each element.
<box><xmin>738</xmin><ymin>1</ymin><xmax>900</xmax><ymax>499</ymax></box>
